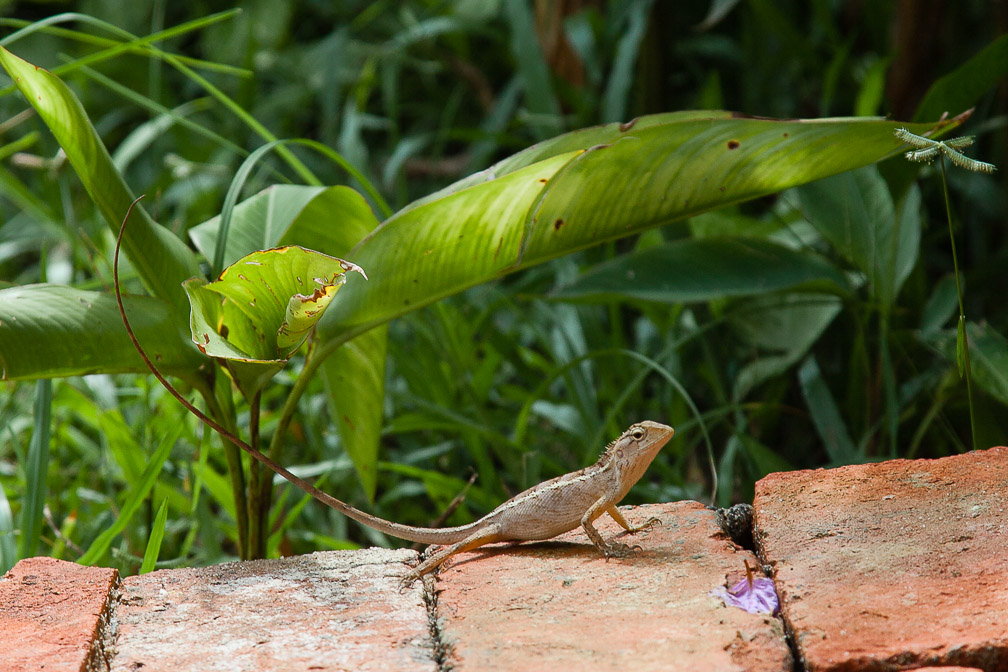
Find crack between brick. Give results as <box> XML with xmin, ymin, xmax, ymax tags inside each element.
<box><xmin>86</xmin><ymin>574</ymin><xmax>122</xmax><ymax>672</ymax></box>
<box><xmin>422</xmin><ymin>574</ymin><xmax>455</xmax><ymax>672</ymax></box>
<box><xmin>747</xmin><ymin>508</ymin><xmax>807</xmax><ymax>672</ymax></box>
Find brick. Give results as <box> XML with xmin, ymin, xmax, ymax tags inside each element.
<box><xmin>435</xmin><ymin>501</ymin><xmax>792</xmax><ymax>672</ymax></box>
<box><xmin>111</xmin><ymin>549</ymin><xmax>435</xmax><ymax>672</ymax></box>
<box><xmin>754</xmin><ymin>446</ymin><xmax>1008</xmax><ymax>672</ymax></box>
<box><xmin>0</xmin><ymin>556</ymin><xmax>118</xmax><ymax>672</ymax></box>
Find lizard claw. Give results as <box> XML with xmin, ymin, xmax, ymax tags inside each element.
<box><xmin>399</xmin><ymin>571</ymin><xmax>421</xmax><ymax>592</ymax></box>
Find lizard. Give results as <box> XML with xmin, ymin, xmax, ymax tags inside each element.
<box><xmin>111</xmin><ymin>209</ymin><xmax>674</xmax><ymax>584</ymax></box>
<box><xmin>346</xmin><ymin>420</ymin><xmax>674</xmax><ymax>584</ymax></box>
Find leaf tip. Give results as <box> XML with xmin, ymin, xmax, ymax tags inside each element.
<box><xmin>340</xmin><ymin>260</ymin><xmax>367</xmax><ymax>281</ymax></box>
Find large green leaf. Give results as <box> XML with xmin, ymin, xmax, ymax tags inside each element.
<box><xmin>0</xmin><ymin>284</ymin><xmax>202</xmax><ymax>381</ymax></box>
<box><xmin>320</xmin><ymin>327</ymin><xmax>386</xmax><ymax>500</ymax></box>
<box><xmin>0</xmin><ymin>47</ymin><xmax>202</xmax><ymax>313</ymax></box>
<box><xmin>188</xmin><ymin>185</ymin><xmax>329</xmax><ymax>267</ymax></box>
<box><xmin>730</xmin><ymin>293</ymin><xmax>844</xmax><ymax>400</ymax></box>
<box><xmin>925</xmin><ymin>322</ymin><xmax>1008</xmax><ymax>409</ymax></box>
<box><xmin>794</xmin><ymin>166</ymin><xmax>920</xmax><ymax>310</ymax></box>
<box><xmin>799</xmin><ymin>355</ymin><xmax>860</xmax><ymax>465</ymax></box>
<box><xmin>321</xmin><ymin>114</ymin><xmax>962</xmax><ymax>341</ymax></box>
<box><xmin>968</xmin><ymin>323</ymin><xmax>1008</xmax><ymax>408</ymax></box>
<box><xmin>913</xmin><ymin>33</ymin><xmax>1008</xmax><ymax>123</ymax></box>
<box><xmin>552</xmin><ymin>238</ymin><xmax>848</xmax><ymax>303</ymax></box>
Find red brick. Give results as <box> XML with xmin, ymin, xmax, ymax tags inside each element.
<box><xmin>0</xmin><ymin>556</ymin><xmax>118</xmax><ymax>672</ymax></box>
<box><xmin>435</xmin><ymin>501</ymin><xmax>792</xmax><ymax>672</ymax></box>
<box><xmin>754</xmin><ymin>446</ymin><xmax>1008</xmax><ymax>672</ymax></box>
<box><xmin>111</xmin><ymin>548</ymin><xmax>435</xmax><ymax>672</ymax></box>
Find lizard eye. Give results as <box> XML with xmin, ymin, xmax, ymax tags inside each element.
<box><xmin>631</xmin><ymin>427</ymin><xmax>645</xmax><ymax>441</ymax></box>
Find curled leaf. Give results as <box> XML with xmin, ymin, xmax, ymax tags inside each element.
<box><xmin>184</xmin><ymin>246</ymin><xmax>365</xmax><ymax>397</ymax></box>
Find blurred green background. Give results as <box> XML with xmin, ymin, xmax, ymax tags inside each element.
<box><xmin>0</xmin><ymin>1</ymin><xmax>1005</xmax><ymax>573</ymax></box>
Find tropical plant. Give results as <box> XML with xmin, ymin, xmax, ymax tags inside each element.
<box><xmin>0</xmin><ymin>4</ymin><xmax>1004</xmax><ymax>574</ymax></box>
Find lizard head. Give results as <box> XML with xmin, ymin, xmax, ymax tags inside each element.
<box><xmin>605</xmin><ymin>421</ymin><xmax>674</xmax><ymax>495</ymax></box>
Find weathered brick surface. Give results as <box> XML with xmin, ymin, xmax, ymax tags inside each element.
<box><xmin>111</xmin><ymin>548</ymin><xmax>435</xmax><ymax>672</ymax></box>
<box><xmin>754</xmin><ymin>446</ymin><xmax>1008</xmax><ymax>672</ymax></box>
<box><xmin>0</xmin><ymin>556</ymin><xmax>118</xmax><ymax>672</ymax></box>
<box><xmin>435</xmin><ymin>501</ymin><xmax>793</xmax><ymax>672</ymax></box>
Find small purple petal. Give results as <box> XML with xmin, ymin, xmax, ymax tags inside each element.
<box><xmin>712</xmin><ymin>576</ymin><xmax>780</xmax><ymax>615</ymax></box>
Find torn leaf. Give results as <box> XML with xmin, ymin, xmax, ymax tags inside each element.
<box><xmin>183</xmin><ymin>246</ymin><xmax>365</xmax><ymax>398</ymax></box>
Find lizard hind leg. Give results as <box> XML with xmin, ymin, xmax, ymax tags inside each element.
<box><xmin>400</xmin><ymin>524</ymin><xmax>504</xmax><ymax>589</ymax></box>
<box><xmin>606</xmin><ymin>505</ymin><xmax>661</xmax><ymax>534</ymax></box>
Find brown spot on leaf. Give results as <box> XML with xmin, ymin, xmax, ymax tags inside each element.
<box><xmin>619</xmin><ymin>118</ymin><xmax>638</xmax><ymax>132</ymax></box>
<box><xmin>727</xmin><ymin>140</ymin><xmax>740</xmax><ymax>150</ymax></box>
<box><xmin>554</xmin><ymin>218</ymin><xmax>565</xmax><ymax>231</ymax></box>
<box><xmin>538</xmin><ymin>177</ymin><xmax>548</xmax><ymax>184</ymax></box>
<box><xmin>203</xmin><ymin>333</ymin><xmax>210</xmax><ymax>344</ymax></box>
<box><xmin>197</xmin><ymin>344</ymin><xmax>207</xmax><ymax>354</ymax></box>
<box><xmin>783</xmin><ymin>132</ymin><xmax>790</xmax><ymax>138</ymax></box>
<box><xmin>220</xmin><ymin>325</ymin><xmax>229</xmax><ymax>339</ymax></box>
<box><xmin>342</xmin><ymin>415</ymin><xmax>356</xmax><ymax>431</ymax></box>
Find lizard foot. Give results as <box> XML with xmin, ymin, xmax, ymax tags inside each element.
<box><xmin>398</xmin><ymin>571</ymin><xmax>422</xmax><ymax>592</ymax></box>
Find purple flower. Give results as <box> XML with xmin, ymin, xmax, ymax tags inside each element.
<box><xmin>712</xmin><ymin>562</ymin><xmax>780</xmax><ymax>615</ymax></box>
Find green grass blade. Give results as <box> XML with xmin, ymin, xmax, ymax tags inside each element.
<box><xmin>75</xmin><ymin>65</ymin><xmax>247</xmax><ymax>159</ymax></box>
<box><xmin>601</xmin><ymin>0</ymin><xmax>653</xmax><ymax>123</ymax></box>
<box><xmin>503</xmin><ymin>0</ymin><xmax>561</xmax><ymax>138</ymax></box>
<box><xmin>18</xmin><ymin>379</ymin><xmax>51</xmax><ymax>559</ymax></box>
<box><xmin>139</xmin><ymin>498</ymin><xmax>168</xmax><ymax>574</ymax></box>
<box><xmin>0</xmin><ymin>47</ymin><xmax>203</xmax><ymax>312</ymax></box>
<box><xmin>0</xmin><ymin>12</ymin><xmax>248</xmax><ymax>101</ymax></box>
<box><xmin>78</xmin><ymin>421</ymin><xmax>182</xmax><ymax>566</ymax></box>
<box><xmin>0</xmin><ymin>480</ymin><xmax>17</xmax><ymax>572</ymax></box>
<box><xmin>798</xmin><ymin>356</ymin><xmax>858</xmax><ymax>464</ymax></box>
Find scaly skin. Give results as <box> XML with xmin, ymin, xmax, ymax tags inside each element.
<box><xmin>389</xmin><ymin>421</ymin><xmax>675</xmax><ymax>585</ymax></box>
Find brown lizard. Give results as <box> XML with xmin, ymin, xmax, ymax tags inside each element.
<box><xmin>111</xmin><ymin>211</ymin><xmax>674</xmax><ymax>584</ymax></box>
<box><xmin>347</xmin><ymin>420</ymin><xmax>674</xmax><ymax>584</ymax></box>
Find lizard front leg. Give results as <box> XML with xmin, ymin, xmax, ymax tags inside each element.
<box><xmin>400</xmin><ymin>524</ymin><xmax>503</xmax><ymax>588</ymax></box>
<box><xmin>581</xmin><ymin>497</ymin><xmax>640</xmax><ymax>559</ymax></box>
<box><xmin>606</xmin><ymin>504</ymin><xmax>660</xmax><ymax>534</ymax></box>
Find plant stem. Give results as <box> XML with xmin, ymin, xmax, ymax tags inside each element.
<box><xmin>247</xmin><ymin>390</ymin><xmax>265</xmax><ymax>559</ymax></box>
<box><xmin>205</xmin><ymin>375</ymin><xmax>248</xmax><ymax>558</ymax></box>
<box><xmin>939</xmin><ymin>155</ymin><xmax>978</xmax><ymax>452</ymax></box>
<box><xmin>265</xmin><ymin>331</ymin><xmax>353</xmax><ymax>482</ymax></box>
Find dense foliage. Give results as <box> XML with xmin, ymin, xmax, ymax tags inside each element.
<box><xmin>0</xmin><ymin>1</ymin><xmax>1005</xmax><ymax>574</ymax></box>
